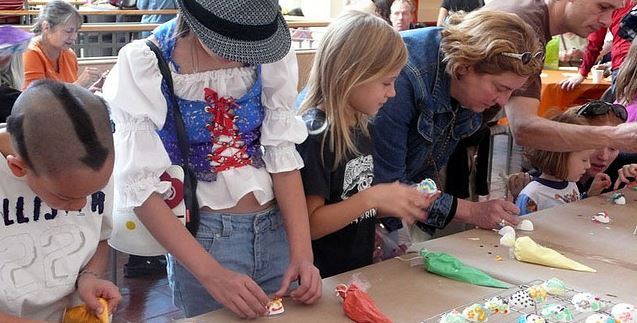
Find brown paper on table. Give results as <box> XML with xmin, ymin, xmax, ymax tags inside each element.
<box><xmin>513</xmin><ymin>236</ymin><xmax>596</xmax><ymax>272</ymax></box>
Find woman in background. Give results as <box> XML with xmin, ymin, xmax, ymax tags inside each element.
<box><xmin>22</xmin><ymin>0</ymin><xmax>102</xmax><ymax>90</ymax></box>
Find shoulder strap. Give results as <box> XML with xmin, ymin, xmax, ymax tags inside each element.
<box><xmin>144</xmin><ymin>39</ymin><xmax>189</xmax><ymax>162</ymax></box>
<box><xmin>144</xmin><ymin>39</ymin><xmax>200</xmax><ymax>236</ymax></box>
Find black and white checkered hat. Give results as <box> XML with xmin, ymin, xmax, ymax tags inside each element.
<box><xmin>174</xmin><ymin>0</ymin><xmax>291</xmax><ymax>64</ymax></box>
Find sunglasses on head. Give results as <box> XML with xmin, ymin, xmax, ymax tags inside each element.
<box><xmin>576</xmin><ymin>100</ymin><xmax>627</xmax><ymax>122</ymax></box>
<box><xmin>501</xmin><ymin>51</ymin><xmax>544</xmax><ymax>64</ymax></box>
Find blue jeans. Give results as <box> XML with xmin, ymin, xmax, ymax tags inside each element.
<box><xmin>167</xmin><ymin>206</ymin><xmax>290</xmax><ymax>317</ymax></box>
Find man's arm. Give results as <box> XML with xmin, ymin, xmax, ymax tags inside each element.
<box><xmin>506</xmin><ymin>96</ymin><xmax>637</xmax><ymax>152</ymax></box>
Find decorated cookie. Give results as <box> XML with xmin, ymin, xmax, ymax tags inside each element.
<box><xmin>518</xmin><ymin>314</ymin><xmax>546</xmax><ymax>323</ymax></box>
<box><xmin>541</xmin><ymin>277</ymin><xmax>566</xmax><ymax>296</ymax></box>
<box><xmin>516</xmin><ymin>219</ymin><xmax>534</xmax><ymax>231</ymax></box>
<box><xmin>612</xmin><ymin>192</ymin><xmax>626</xmax><ymax>205</ymax></box>
<box><xmin>462</xmin><ymin>304</ymin><xmax>488</xmax><ymax>322</ymax></box>
<box><xmin>611</xmin><ymin>303</ymin><xmax>637</xmax><ymax>323</ymax></box>
<box><xmin>439</xmin><ymin>310</ymin><xmax>468</xmax><ymax>323</ymax></box>
<box><xmin>585</xmin><ymin>313</ymin><xmax>616</xmax><ymax>323</ymax></box>
<box><xmin>416</xmin><ymin>178</ymin><xmax>437</xmax><ymax>194</ymax></box>
<box><xmin>484</xmin><ymin>296</ymin><xmax>509</xmax><ymax>315</ymax></box>
<box><xmin>571</xmin><ymin>292</ymin><xmax>602</xmax><ymax>312</ymax></box>
<box><xmin>527</xmin><ymin>284</ymin><xmax>548</xmax><ymax>303</ymax></box>
<box><xmin>592</xmin><ymin>212</ymin><xmax>611</xmax><ymax>224</ymax></box>
<box><xmin>509</xmin><ymin>290</ymin><xmax>535</xmax><ymax>308</ymax></box>
<box><xmin>541</xmin><ymin>304</ymin><xmax>574</xmax><ymax>322</ymax></box>
<box><xmin>266</xmin><ymin>298</ymin><xmax>284</xmax><ymax>315</ymax></box>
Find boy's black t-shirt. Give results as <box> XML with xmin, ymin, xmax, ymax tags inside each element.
<box><xmin>297</xmin><ymin>108</ymin><xmax>377</xmax><ymax>278</ymax></box>
<box><xmin>441</xmin><ymin>0</ymin><xmax>484</xmax><ymax>12</ymax></box>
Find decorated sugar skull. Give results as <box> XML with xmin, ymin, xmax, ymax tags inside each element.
<box><xmin>541</xmin><ymin>278</ymin><xmax>566</xmax><ymax>296</ymax></box>
<box><xmin>611</xmin><ymin>303</ymin><xmax>637</xmax><ymax>323</ymax></box>
<box><xmin>592</xmin><ymin>211</ymin><xmax>611</xmax><ymax>224</ymax></box>
<box><xmin>518</xmin><ymin>314</ymin><xmax>546</xmax><ymax>323</ymax></box>
<box><xmin>585</xmin><ymin>313</ymin><xmax>616</xmax><ymax>323</ymax></box>
<box><xmin>541</xmin><ymin>304</ymin><xmax>574</xmax><ymax>322</ymax></box>
<box><xmin>527</xmin><ymin>284</ymin><xmax>548</xmax><ymax>303</ymax></box>
<box><xmin>266</xmin><ymin>298</ymin><xmax>284</xmax><ymax>315</ymax></box>
<box><xmin>462</xmin><ymin>304</ymin><xmax>488</xmax><ymax>322</ymax></box>
<box><xmin>611</xmin><ymin>192</ymin><xmax>626</xmax><ymax>205</ymax></box>
<box><xmin>484</xmin><ymin>296</ymin><xmax>509</xmax><ymax>315</ymax></box>
<box><xmin>571</xmin><ymin>292</ymin><xmax>602</xmax><ymax>312</ymax></box>
<box><xmin>509</xmin><ymin>290</ymin><xmax>535</xmax><ymax>308</ymax></box>
<box><xmin>439</xmin><ymin>310</ymin><xmax>468</xmax><ymax>323</ymax></box>
<box><xmin>416</xmin><ymin>178</ymin><xmax>437</xmax><ymax>194</ymax></box>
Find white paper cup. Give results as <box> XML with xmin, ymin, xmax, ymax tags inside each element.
<box><xmin>592</xmin><ymin>69</ymin><xmax>604</xmax><ymax>83</ymax></box>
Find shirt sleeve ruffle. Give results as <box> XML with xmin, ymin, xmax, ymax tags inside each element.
<box><xmin>103</xmin><ymin>40</ymin><xmax>173</xmax><ymax>209</ymax></box>
<box><xmin>260</xmin><ymin>47</ymin><xmax>308</xmax><ymax>173</ymax></box>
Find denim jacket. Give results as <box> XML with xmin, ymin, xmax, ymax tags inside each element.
<box><xmin>373</xmin><ymin>27</ymin><xmax>482</xmax><ymax>233</ymax></box>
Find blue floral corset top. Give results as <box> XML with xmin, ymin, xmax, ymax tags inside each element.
<box><xmin>153</xmin><ymin>20</ymin><xmax>265</xmax><ymax>182</ymax></box>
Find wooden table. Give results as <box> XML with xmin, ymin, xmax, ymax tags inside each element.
<box><xmin>25</xmin><ymin>0</ymin><xmax>85</xmax><ymax>6</ymax></box>
<box><xmin>179</xmin><ymin>189</ymin><xmax>637</xmax><ymax>322</ymax></box>
<box><xmin>539</xmin><ymin>69</ymin><xmax>611</xmax><ymax>117</ymax></box>
<box><xmin>182</xmin><ymin>259</ymin><xmax>506</xmax><ymax>322</ymax></box>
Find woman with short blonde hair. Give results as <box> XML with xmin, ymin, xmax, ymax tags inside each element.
<box><xmin>373</xmin><ymin>10</ymin><xmax>543</xmax><ymax>240</ymax></box>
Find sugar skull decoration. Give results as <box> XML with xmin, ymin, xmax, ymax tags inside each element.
<box><xmin>571</xmin><ymin>293</ymin><xmax>602</xmax><ymax>313</ymax></box>
<box><xmin>518</xmin><ymin>314</ymin><xmax>546</xmax><ymax>323</ymax></box>
<box><xmin>509</xmin><ymin>290</ymin><xmax>535</xmax><ymax>309</ymax></box>
<box><xmin>611</xmin><ymin>303</ymin><xmax>637</xmax><ymax>323</ymax></box>
<box><xmin>585</xmin><ymin>313</ymin><xmax>616</xmax><ymax>323</ymax></box>
<box><xmin>592</xmin><ymin>211</ymin><xmax>611</xmax><ymax>224</ymax></box>
<box><xmin>527</xmin><ymin>284</ymin><xmax>548</xmax><ymax>303</ymax></box>
<box><xmin>266</xmin><ymin>298</ymin><xmax>284</xmax><ymax>315</ymax></box>
<box><xmin>439</xmin><ymin>310</ymin><xmax>468</xmax><ymax>323</ymax></box>
<box><xmin>541</xmin><ymin>277</ymin><xmax>566</xmax><ymax>296</ymax></box>
<box><xmin>416</xmin><ymin>178</ymin><xmax>437</xmax><ymax>194</ymax></box>
<box><xmin>484</xmin><ymin>296</ymin><xmax>510</xmax><ymax>315</ymax></box>
<box><xmin>462</xmin><ymin>304</ymin><xmax>488</xmax><ymax>322</ymax></box>
<box><xmin>541</xmin><ymin>304</ymin><xmax>574</xmax><ymax>322</ymax></box>
<box><xmin>611</xmin><ymin>192</ymin><xmax>626</xmax><ymax>205</ymax></box>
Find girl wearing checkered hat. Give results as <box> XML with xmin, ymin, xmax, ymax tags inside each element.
<box><xmin>103</xmin><ymin>0</ymin><xmax>321</xmax><ymax>318</ymax></box>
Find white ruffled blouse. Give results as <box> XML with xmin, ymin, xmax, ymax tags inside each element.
<box><xmin>102</xmin><ymin>40</ymin><xmax>307</xmax><ymax>212</ymax></box>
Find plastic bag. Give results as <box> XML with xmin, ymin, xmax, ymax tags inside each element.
<box><xmin>420</xmin><ymin>249</ymin><xmax>509</xmax><ymax>289</ymax></box>
<box><xmin>335</xmin><ymin>274</ymin><xmax>392</xmax><ymax>323</ymax></box>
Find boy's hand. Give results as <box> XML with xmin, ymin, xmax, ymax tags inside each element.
<box><xmin>76</xmin><ymin>273</ymin><xmax>122</xmax><ymax>316</ymax></box>
<box><xmin>589</xmin><ymin>173</ymin><xmax>611</xmax><ymax>196</ymax></box>
<box><xmin>275</xmin><ymin>258</ymin><xmax>321</xmax><ymax>304</ymax></box>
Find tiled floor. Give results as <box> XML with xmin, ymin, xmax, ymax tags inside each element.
<box><xmin>105</xmin><ymin>135</ymin><xmax>524</xmax><ymax>322</ymax></box>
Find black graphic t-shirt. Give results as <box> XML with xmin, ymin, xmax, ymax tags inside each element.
<box><xmin>441</xmin><ymin>0</ymin><xmax>484</xmax><ymax>12</ymax></box>
<box><xmin>297</xmin><ymin>108</ymin><xmax>376</xmax><ymax>278</ymax></box>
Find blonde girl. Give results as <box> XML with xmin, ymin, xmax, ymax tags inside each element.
<box><xmin>516</xmin><ymin>112</ymin><xmax>605</xmax><ymax>215</ymax></box>
<box><xmin>615</xmin><ymin>39</ymin><xmax>637</xmax><ymax>122</ymax></box>
<box><xmin>297</xmin><ymin>10</ymin><xmax>440</xmax><ymax>278</ymax></box>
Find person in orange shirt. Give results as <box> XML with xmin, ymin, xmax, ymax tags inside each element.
<box><xmin>22</xmin><ymin>1</ymin><xmax>102</xmax><ymax>91</ymax></box>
